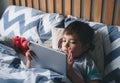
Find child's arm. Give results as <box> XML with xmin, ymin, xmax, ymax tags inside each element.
<box><xmin>68</xmin><ymin>69</ymin><xmax>85</xmax><ymax>83</ymax></box>
<box><xmin>67</xmin><ymin>53</ymin><xmax>100</xmax><ymax>83</ymax></box>
<box><xmin>25</xmin><ymin>50</ymin><xmax>35</xmax><ymax>68</ymax></box>
<box><xmin>67</xmin><ymin>50</ymin><xmax>85</xmax><ymax>83</ymax></box>
<box><xmin>67</xmin><ymin>49</ymin><xmax>100</xmax><ymax>83</ymax></box>
<box><xmin>68</xmin><ymin>71</ymin><xmax>100</xmax><ymax>83</ymax></box>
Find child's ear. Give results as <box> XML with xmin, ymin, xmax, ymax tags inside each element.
<box><xmin>58</xmin><ymin>38</ymin><xmax>63</xmax><ymax>49</ymax></box>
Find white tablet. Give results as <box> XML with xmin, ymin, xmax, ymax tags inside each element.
<box><xmin>29</xmin><ymin>41</ymin><xmax>67</xmax><ymax>76</ymax></box>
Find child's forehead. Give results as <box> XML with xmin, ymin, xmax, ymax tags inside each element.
<box><xmin>63</xmin><ymin>32</ymin><xmax>78</xmax><ymax>36</ymax></box>
<box><xmin>63</xmin><ymin>34</ymin><xmax>79</xmax><ymax>40</ymax></box>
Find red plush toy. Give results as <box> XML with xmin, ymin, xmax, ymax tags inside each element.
<box><xmin>12</xmin><ymin>36</ymin><xmax>29</xmax><ymax>54</ymax></box>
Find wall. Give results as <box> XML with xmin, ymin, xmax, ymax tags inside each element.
<box><xmin>0</xmin><ymin>0</ymin><xmax>9</xmax><ymax>18</ymax></box>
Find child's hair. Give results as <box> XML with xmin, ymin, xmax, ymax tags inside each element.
<box><xmin>63</xmin><ymin>21</ymin><xmax>95</xmax><ymax>51</ymax></box>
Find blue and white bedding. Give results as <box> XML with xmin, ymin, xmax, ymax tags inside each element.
<box><xmin>0</xmin><ymin>43</ymin><xmax>65</xmax><ymax>83</ymax></box>
<box><xmin>0</xmin><ymin>6</ymin><xmax>66</xmax><ymax>83</ymax></box>
<box><xmin>0</xmin><ymin>5</ymin><xmax>64</xmax><ymax>47</ymax></box>
<box><xmin>1</xmin><ymin>5</ymin><xmax>120</xmax><ymax>83</ymax></box>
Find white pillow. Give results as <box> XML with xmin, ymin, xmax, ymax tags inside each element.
<box><xmin>52</xmin><ymin>27</ymin><xmax>104</xmax><ymax>75</ymax></box>
<box><xmin>52</xmin><ymin>28</ymin><xmax>64</xmax><ymax>49</ymax></box>
<box><xmin>0</xmin><ymin>6</ymin><xmax>41</xmax><ymax>42</ymax></box>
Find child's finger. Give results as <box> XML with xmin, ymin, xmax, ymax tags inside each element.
<box><xmin>68</xmin><ymin>47</ymin><xmax>72</xmax><ymax>57</ymax></box>
<box><xmin>30</xmin><ymin>50</ymin><xmax>36</xmax><ymax>57</ymax></box>
<box><xmin>26</xmin><ymin>50</ymin><xmax>34</xmax><ymax>60</ymax></box>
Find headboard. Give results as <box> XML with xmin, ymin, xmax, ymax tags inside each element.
<box><xmin>9</xmin><ymin>0</ymin><xmax>120</xmax><ymax>26</ymax></box>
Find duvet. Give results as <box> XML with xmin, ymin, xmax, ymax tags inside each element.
<box><xmin>0</xmin><ymin>43</ymin><xmax>65</xmax><ymax>83</ymax></box>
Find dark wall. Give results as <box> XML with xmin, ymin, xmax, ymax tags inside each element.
<box><xmin>0</xmin><ymin>0</ymin><xmax>9</xmax><ymax>18</ymax></box>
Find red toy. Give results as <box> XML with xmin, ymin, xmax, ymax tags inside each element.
<box><xmin>12</xmin><ymin>36</ymin><xmax>29</xmax><ymax>54</ymax></box>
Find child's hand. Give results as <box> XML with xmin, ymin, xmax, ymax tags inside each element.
<box><xmin>25</xmin><ymin>50</ymin><xmax>35</xmax><ymax>68</ymax></box>
<box><xmin>67</xmin><ymin>48</ymin><xmax>74</xmax><ymax>73</ymax></box>
<box><xmin>25</xmin><ymin>50</ymin><xmax>34</xmax><ymax>60</ymax></box>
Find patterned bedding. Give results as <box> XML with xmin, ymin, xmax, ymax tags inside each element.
<box><xmin>0</xmin><ymin>6</ymin><xmax>64</xmax><ymax>47</ymax></box>
<box><xmin>0</xmin><ymin>6</ymin><xmax>66</xmax><ymax>83</ymax></box>
<box><xmin>0</xmin><ymin>5</ymin><xmax>120</xmax><ymax>83</ymax></box>
<box><xmin>0</xmin><ymin>42</ymin><xmax>66</xmax><ymax>83</ymax></box>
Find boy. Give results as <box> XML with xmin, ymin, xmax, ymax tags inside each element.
<box><xmin>60</xmin><ymin>21</ymin><xmax>101</xmax><ymax>83</ymax></box>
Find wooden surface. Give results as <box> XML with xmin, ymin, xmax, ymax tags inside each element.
<box><xmin>93</xmin><ymin>0</ymin><xmax>102</xmax><ymax>23</ymax></box>
<box><xmin>9</xmin><ymin>0</ymin><xmax>120</xmax><ymax>26</ymax></box>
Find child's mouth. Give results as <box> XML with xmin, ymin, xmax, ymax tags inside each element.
<box><xmin>63</xmin><ymin>50</ymin><xmax>68</xmax><ymax>54</ymax></box>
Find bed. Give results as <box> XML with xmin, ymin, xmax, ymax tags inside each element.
<box><xmin>0</xmin><ymin>0</ymin><xmax>120</xmax><ymax>83</ymax></box>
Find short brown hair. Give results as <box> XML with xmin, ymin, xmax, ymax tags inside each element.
<box><xmin>63</xmin><ymin>21</ymin><xmax>95</xmax><ymax>51</ymax></box>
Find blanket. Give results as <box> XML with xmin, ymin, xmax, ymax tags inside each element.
<box><xmin>0</xmin><ymin>43</ymin><xmax>67</xmax><ymax>83</ymax></box>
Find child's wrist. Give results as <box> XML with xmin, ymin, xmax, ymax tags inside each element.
<box><xmin>26</xmin><ymin>60</ymin><xmax>31</xmax><ymax>68</ymax></box>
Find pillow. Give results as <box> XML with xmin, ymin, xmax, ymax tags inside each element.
<box><xmin>86</xmin><ymin>22</ymin><xmax>120</xmax><ymax>83</ymax></box>
<box><xmin>52</xmin><ymin>27</ymin><xmax>64</xmax><ymax>49</ymax></box>
<box><xmin>38</xmin><ymin>13</ymin><xmax>64</xmax><ymax>47</ymax></box>
<box><xmin>102</xmin><ymin>25</ymin><xmax>120</xmax><ymax>83</ymax></box>
<box><xmin>51</xmin><ymin>27</ymin><xmax>104</xmax><ymax>75</ymax></box>
<box><xmin>0</xmin><ymin>6</ymin><xmax>42</xmax><ymax>42</ymax></box>
<box><xmin>0</xmin><ymin>5</ymin><xmax>64</xmax><ymax>47</ymax></box>
<box><xmin>89</xmin><ymin>21</ymin><xmax>120</xmax><ymax>82</ymax></box>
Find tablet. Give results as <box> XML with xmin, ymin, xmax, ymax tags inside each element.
<box><xmin>29</xmin><ymin>41</ymin><xmax>67</xmax><ymax>76</ymax></box>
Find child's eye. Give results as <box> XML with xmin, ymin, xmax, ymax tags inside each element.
<box><xmin>62</xmin><ymin>39</ymin><xmax>66</xmax><ymax>42</ymax></box>
<box><xmin>70</xmin><ymin>41</ymin><xmax>76</xmax><ymax>44</ymax></box>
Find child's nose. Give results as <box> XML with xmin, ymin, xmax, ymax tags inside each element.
<box><xmin>64</xmin><ymin>42</ymin><xmax>69</xmax><ymax>47</ymax></box>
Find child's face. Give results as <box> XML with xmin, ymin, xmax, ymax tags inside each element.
<box><xmin>61</xmin><ymin>34</ymin><xmax>87</xmax><ymax>58</ymax></box>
